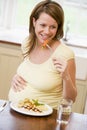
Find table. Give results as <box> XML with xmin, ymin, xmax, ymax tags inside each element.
<box><xmin>0</xmin><ymin>100</ymin><xmax>87</xmax><ymax>130</ymax></box>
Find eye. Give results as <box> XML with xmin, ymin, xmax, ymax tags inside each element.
<box><xmin>50</xmin><ymin>26</ymin><xmax>56</xmax><ymax>29</ymax></box>
<box><xmin>40</xmin><ymin>24</ymin><xmax>46</xmax><ymax>27</ymax></box>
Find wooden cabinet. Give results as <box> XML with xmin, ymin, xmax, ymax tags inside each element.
<box><xmin>0</xmin><ymin>42</ymin><xmax>22</xmax><ymax>100</ymax></box>
<box><xmin>84</xmin><ymin>97</ymin><xmax>87</xmax><ymax>114</ymax></box>
<box><xmin>72</xmin><ymin>80</ymin><xmax>87</xmax><ymax>114</ymax></box>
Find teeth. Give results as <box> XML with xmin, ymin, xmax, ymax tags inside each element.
<box><xmin>41</xmin><ymin>34</ymin><xmax>49</xmax><ymax>40</ymax></box>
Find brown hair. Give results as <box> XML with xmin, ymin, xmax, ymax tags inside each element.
<box><xmin>22</xmin><ymin>0</ymin><xmax>64</xmax><ymax>57</ymax></box>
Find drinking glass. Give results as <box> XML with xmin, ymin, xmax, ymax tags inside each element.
<box><xmin>57</xmin><ymin>98</ymin><xmax>73</xmax><ymax>124</ymax></box>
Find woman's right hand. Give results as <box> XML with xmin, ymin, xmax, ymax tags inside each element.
<box><xmin>11</xmin><ymin>74</ymin><xmax>27</xmax><ymax>92</ymax></box>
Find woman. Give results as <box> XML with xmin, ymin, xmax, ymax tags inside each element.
<box><xmin>8</xmin><ymin>0</ymin><xmax>77</xmax><ymax>109</ymax></box>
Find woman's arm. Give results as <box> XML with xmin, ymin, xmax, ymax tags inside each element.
<box><xmin>52</xmin><ymin>58</ymin><xmax>77</xmax><ymax>102</ymax></box>
<box><xmin>62</xmin><ymin>59</ymin><xmax>77</xmax><ymax>102</ymax></box>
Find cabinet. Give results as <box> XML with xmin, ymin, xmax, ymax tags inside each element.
<box><xmin>72</xmin><ymin>80</ymin><xmax>87</xmax><ymax>114</ymax></box>
<box><xmin>84</xmin><ymin>97</ymin><xmax>87</xmax><ymax>114</ymax></box>
<box><xmin>0</xmin><ymin>42</ymin><xmax>22</xmax><ymax>100</ymax></box>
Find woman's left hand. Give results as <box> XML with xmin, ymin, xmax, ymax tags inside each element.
<box><xmin>52</xmin><ymin>57</ymin><xmax>68</xmax><ymax>78</ymax></box>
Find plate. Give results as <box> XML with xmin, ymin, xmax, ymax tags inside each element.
<box><xmin>10</xmin><ymin>101</ymin><xmax>53</xmax><ymax>116</ymax></box>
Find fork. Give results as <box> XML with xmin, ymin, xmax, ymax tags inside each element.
<box><xmin>0</xmin><ymin>102</ymin><xmax>7</xmax><ymax>112</ymax></box>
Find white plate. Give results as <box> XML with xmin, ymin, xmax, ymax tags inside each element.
<box><xmin>10</xmin><ymin>101</ymin><xmax>53</xmax><ymax>116</ymax></box>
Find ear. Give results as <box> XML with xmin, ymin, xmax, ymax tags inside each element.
<box><xmin>33</xmin><ymin>17</ymin><xmax>36</xmax><ymax>27</ymax></box>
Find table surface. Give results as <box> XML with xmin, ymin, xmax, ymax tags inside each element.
<box><xmin>0</xmin><ymin>100</ymin><xmax>87</xmax><ymax>130</ymax></box>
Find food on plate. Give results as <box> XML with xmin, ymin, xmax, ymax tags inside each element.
<box><xmin>18</xmin><ymin>98</ymin><xmax>48</xmax><ymax>113</ymax></box>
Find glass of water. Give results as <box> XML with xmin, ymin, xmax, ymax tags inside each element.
<box><xmin>57</xmin><ymin>98</ymin><xmax>73</xmax><ymax>124</ymax></box>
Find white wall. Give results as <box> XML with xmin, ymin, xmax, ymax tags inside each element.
<box><xmin>75</xmin><ymin>56</ymin><xmax>87</xmax><ymax>80</ymax></box>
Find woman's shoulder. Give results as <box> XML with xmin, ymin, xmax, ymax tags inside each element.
<box><xmin>53</xmin><ymin>40</ymin><xmax>75</xmax><ymax>60</ymax></box>
<box><xmin>61</xmin><ymin>42</ymin><xmax>74</xmax><ymax>52</ymax></box>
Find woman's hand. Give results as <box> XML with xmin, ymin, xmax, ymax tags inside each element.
<box><xmin>11</xmin><ymin>74</ymin><xmax>27</xmax><ymax>92</ymax></box>
<box><xmin>52</xmin><ymin>57</ymin><xmax>68</xmax><ymax>79</ymax></box>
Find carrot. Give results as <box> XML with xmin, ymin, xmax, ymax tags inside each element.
<box><xmin>42</xmin><ymin>39</ymin><xmax>49</xmax><ymax>48</ymax></box>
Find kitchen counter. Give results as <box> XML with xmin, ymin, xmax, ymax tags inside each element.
<box><xmin>0</xmin><ymin>28</ymin><xmax>28</xmax><ymax>44</ymax></box>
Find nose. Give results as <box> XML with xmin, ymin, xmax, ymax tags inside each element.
<box><xmin>44</xmin><ymin>27</ymin><xmax>50</xmax><ymax>34</ymax></box>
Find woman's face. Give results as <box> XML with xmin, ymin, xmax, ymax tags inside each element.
<box><xmin>33</xmin><ymin>12</ymin><xmax>58</xmax><ymax>45</ymax></box>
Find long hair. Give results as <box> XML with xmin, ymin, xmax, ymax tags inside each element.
<box><xmin>22</xmin><ymin>0</ymin><xmax>64</xmax><ymax>58</ymax></box>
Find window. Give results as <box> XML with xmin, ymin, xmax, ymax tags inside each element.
<box><xmin>15</xmin><ymin>0</ymin><xmax>39</xmax><ymax>29</ymax></box>
<box><xmin>0</xmin><ymin>0</ymin><xmax>5</xmax><ymax>27</ymax></box>
<box><xmin>0</xmin><ymin>0</ymin><xmax>87</xmax><ymax>47</ymax></box>
<box><xmin>63</xmin><ymin>0</ymin><xmax>87</xmax><ymax>42</ymax></box>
